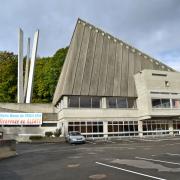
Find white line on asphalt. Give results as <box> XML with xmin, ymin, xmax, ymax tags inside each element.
<box><xmin>135</xmin><ymin>157</ymin><xmax>180</xmax><ymax>165</ymax></box>
<box><xmin>96</xmin><ymin>162</ymin><xmax>166</xmax><ymax>180</ymax></box>
<box><xmin>166</xmin><ymin>153</ymin><xmax>180</xmax><ymax>156</ymax></box>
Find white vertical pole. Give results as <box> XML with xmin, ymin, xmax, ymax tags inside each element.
<box><xmin>23</xmin><ymin>38</ymin><xmax>30</xmax><ymax>102</ymax></box>
<box><xmin>18</xmin><ymin>28</ymin><xmax>24</xmax><ymax>103</ymax></box>
<box><xmin>138</xmin><ymin>120</ymin><xmax>143</xmax><ymax>137</ymax></box>
<box><xmin>26</xmin><ymin>30</ymin><xmax>39</xmax><ymax>103</ymax></box>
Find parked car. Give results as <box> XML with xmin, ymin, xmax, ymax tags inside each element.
<box><xmin>66</xmin><ymin>131</ymin><xmax>86</xmax><ymax>144</ymax></box>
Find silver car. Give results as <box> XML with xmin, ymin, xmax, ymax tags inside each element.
<box><xmin>66</xmin><ymin>131</ymin><xmax>86</xmax><ymax>144</ymax></box>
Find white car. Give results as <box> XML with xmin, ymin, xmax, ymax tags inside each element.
<box><xmin>66</xmin><ymin>131</ymin><xmax>86</xmax><ymax>144</ymax></box>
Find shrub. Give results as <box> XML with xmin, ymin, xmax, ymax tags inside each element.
<box><xmin>45</xmin><ymin>131</ymin><xmax>53</xmax><ymax>137</ymax></box>
<box><xmin>29</xmin><ymin>136</ymin><xmax>43</xmax><ymax>140</ymax></box>
<box><xmin>54</xmin><ymin>128</ymin><xmax>61</xmax><ymax>137</ymax></box>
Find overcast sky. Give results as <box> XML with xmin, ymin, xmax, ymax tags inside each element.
<box><xmin>0</xmin><ymin>0</ymin><xmax>180</xmax><ymax>70</ymax></box>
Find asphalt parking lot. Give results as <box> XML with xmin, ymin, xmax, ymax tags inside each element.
<box><xmin>1</xmin><ymin>136</ymin><xmax>180</xmax><ymax>180</ymax></box>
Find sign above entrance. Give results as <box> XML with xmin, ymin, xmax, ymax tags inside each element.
<box><xmin>0</xmin><ymin>113</ymin><xmax>42</xmax><ymax>125</ymax></box>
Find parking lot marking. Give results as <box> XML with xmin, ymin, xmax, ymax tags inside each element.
<box><xmin>96</xmin><ymin>162</ymin><xmax>166</xmax><ymax>180</ymax></box>
<box><xmin>166</xmin><ymin>153</ymin><xmax>180</xmax><ymax>156</ymax></box>
<box><xmin>135</xmin><ymin>157</ymin><xmax>180</xmax><ymax>165</ymax></box>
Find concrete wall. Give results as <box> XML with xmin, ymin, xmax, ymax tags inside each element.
<box><xmin>58</xmin><ymin>108</ymin><xmax>139</xmax><ymax>121</ymax></box>
<box><xmin>134</xmin><ymin>69</ymin><xmax>180</xmax><ymax>117</ymax></box>
<box><xmin>0</xmin><ymin>103</ymin><xmax>55</xmax><ymax>113</ymax></box>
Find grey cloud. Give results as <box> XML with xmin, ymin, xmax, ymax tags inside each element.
<box><xmin>0</xmin><ymin>0</ymin><xmax>179</xmax><ymax>70</ymax></box>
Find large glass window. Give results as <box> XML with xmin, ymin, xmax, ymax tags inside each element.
<box><xmin>161</xmin><ymin>99</ymin><xmax>170</xmax><ymax>108</ymax></box>
<box><xmin>68</xmin><ymin>121</ymin><xmax>103</xmax><ymax>138</ymax></box>
<box><xmin>108</xmin><ymin>121</ymin><xmax>138</xmax><ymax>136</ymax></box>
<box><xmin>152</xmin><ymin>99</ymin><xmax>161</xmax><ymax>108</ymax></box>
<box><xmin>117</xmin><ymin>98</ymin><xmax>127</xmax><ymax>108</ymax></box>
<box><xmin>68</xmin><ymin>96</ymin><xmax>101</xmax><ymax>108</ymax></box>
<box><xmin>108</xmin><ymin>97</ymin><xmax>117</xmax><ymax>108</ymax></box>
<box><xmin>107</xmin><ymin>97</ymin><xmax>136</xmax><ymax>109</ymax></box>
<box><xmin>68</xmin><ymin>96</ymin><xmax>79</xmax><ymax>107</ymax></box>
<box><xmin>80</xmin><ymin>96</ymin><xmax>91</xmax><ymax>108</ymax></box>
<box><xmin>128</xmin><ymin>98</ymin><xmax>137</xmax><ymax>108</ymax></box>
<box><xmin>92</xmin><ymin>97</ymin><xmax>100</xmax><ymax>108</ymax></box>
<box><xmin>142</xmin><ymin>120</ymin><xmax>169</xmax><ymax>135</ymax></box>
<box><xmin>152</xmin><ymin>99</ymin><xmax>170</xmax><ymax>108</ymax></box>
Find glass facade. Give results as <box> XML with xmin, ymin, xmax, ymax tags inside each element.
<box><xmin>173</xmin><ymin>120</ymin><xmax>180</xmax><ymax>132</ymax></box>
<box><xmin>68</xmin><ymin>121</ymin><xmax>103</xmax><ymax>138</ymax></box>
<box><xmin>142</xmin><ymin>120</ymin><xmax>169</xmax><ymax>135</ymax></box>
<box><xmin>68</xmin><ymin>96</ymin><xmax>101</xmax><ymax>108</ymax></box>
<box><xmin>108</xmin><ymin>121</ymin><xmax>138</xmax><ymax>136</ymax></box>
<box><xmin>152</xmin><ymin>99</ymin><xmax>170</xmax><ymax>108</ymax></box>
<box><xmin>107</xmin><ymin>97</ymin><xmax>137</xmax><ymax>108</ymax></box>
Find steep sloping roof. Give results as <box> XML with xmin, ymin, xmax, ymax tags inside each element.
<box><xmin>53</xmin><ymin>18</ymin><xmax>175</xmax><ymax>105</ymax></box>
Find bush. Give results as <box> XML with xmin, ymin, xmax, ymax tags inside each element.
<box><xmin>45</xmin><ymin>131</ymin><xmax>53</xmax><ymax>137</ymax></box>
<box><xmin>29</xmin><ymin>136</ymin><xmax>43</xmax><ymax>140</ymax></box>
<box><xmin>54</xmin><ymin>128</ymin><xmax>61</xmax><ymax>137</ymax></box>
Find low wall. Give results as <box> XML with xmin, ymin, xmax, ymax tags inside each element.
<box><xmin>0</xmin><ymin>140</ymin><xmax>16</xmax><ymax>159</ymax></box>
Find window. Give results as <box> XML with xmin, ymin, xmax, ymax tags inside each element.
<box><xmin>68</xmin><ymin>96</ymin><xmax>101</xmax><ymax>108</ymax></box>
<box><xmin>92</xmin><ymin>97</ymin><xmax>100</xmax><ymax>108</ymax></box>
<box><xmin>68</xmin><ymin>121</ymin><xmax>103</xmax><ymax>138</ymax></box>
<box><xmin>152</xmin><ymin>99</ymin><xmax>170</xmax><ymax>108</ymax></box>
<box><xmin>68</xmin><ymin>96</ymin><xmax>79</xmax><ymax>107</ymax></box>
<box><xmin>107</xmin><ymin>97</ymin><xmax>136</xmax><ymax>109</ymax></box>
<box><xmin>80</xmin><ymin>96</ymin><xmax>91</xmax><ymax>108</ymax></box>
<box><xmin>108</xmin><ymin>121</ymin><xmax>138</xmax><ymax>136</ymax></box>
<box><xmin>128</xmin><ymin>98</ymin><xmax>137</xmax><ymax>108</ymax></box>
<box><xmin>143</xmin><ymin>120</ymin><xmax>169</xmax><ymax>135</ymax></box>
<box><xmin>41</xmin><ymin>123</ymin><xmax>57</xmax><ymax>127</ymax></box>
<box><xmin>152</xmin><ymin>99</ymin><xmax>161</xmax><ymax>108</ymax></box>
<box><xmin>152</xmin><ymin>73</ymin><xmax>167</xmax><ymax>77</ymax></box>
<box><xmin>161</xmin><ymin>99</ymin><xmax>170</xmax><ymax>108</ymax></box>
<box><xmin>172</xmin><ymin>99</ymin><xmax>180</xmax><ymax>108</ymax></box>
<box><xmin>108</xmin><ymin>97</ymin><xmax>116</xmax><ymax>108</ymax></box>
<box><xmin>117</xmin><ymin>98</ymin><xmax>127</xmax><ymax>108</ymax></box>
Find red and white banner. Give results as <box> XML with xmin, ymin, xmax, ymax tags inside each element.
<box><xmin>0</xmin><ymin>113</ymin><xmax>42</xmax><ymax>125</ymax></box>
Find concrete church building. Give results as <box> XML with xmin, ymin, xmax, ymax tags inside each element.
<box><xmin>1</xmin><ymin>18</ymin><xmax>180</xmax><ymax>139</ymax></box>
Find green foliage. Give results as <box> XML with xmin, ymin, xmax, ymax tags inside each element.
<box><xmin>0</xmin><ymin>51</ymin><xmax>17</xmax><ymax>102</ymax></box>
<box><xmin>0</xmin><ymin>47</ymin><xmax>68</xmax><ymax>103</ymax></box>
<box><xmin>54</xmin><ymin>128</ymin><xmax>61</xmax><ymax>137</ymax></box>
<box><xmin>29</xmin><ymin>135</ymin><xmax>43</xmax><ymax>140</ymax></box>
<box><xmin>45</xmin><ymin>131</ymin><xmax>53</xmax><ymax>137</ymax></box>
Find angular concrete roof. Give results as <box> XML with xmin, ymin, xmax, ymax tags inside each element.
<box><xmin>53</xmin><ymin>18</ymin><xmax>175</xmax><ymax>105</ymax></box>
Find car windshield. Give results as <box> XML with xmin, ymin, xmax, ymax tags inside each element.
<box><xmin>69</xmin><ymin>132</ymin><xmax>81</xmax><ymax>136</ymax></box>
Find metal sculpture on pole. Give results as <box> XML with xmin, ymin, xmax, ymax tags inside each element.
<box><xmin>18</xmin><ymin>29</ymin><xmax>24</xmax><ymax>103</ymax></box>
<box><xmin>23</xmin><ymin>38</ymin><xmax>30</xmax><ymax>102</ymax></box>
<box><xmin>26</xmin><ymin>30</ymin><xmax>39</xmax><ymax>103</ymax></box>
<box><xmin>17</xmin><ymin>29</ymin><xmax>39</xmax><ymax>104</ymax></box>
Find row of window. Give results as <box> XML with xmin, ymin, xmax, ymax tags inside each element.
<box><xmin>68</xmin><ymin>121</ymin><xmax>103</xmax><ymax>137</ymax></box>
<box><xmin>142</xmin><ymin>120</ymin><xmax>169</xmax><ymax>135</ymax></box>
<box><xmin>68</xmin><ymin>121</ymin><xmax>139</xmax><ymax>137</ymax></box>
<box><xmin>68</xmin><ymin>120</ymin><xmax>180</xmax><ymax>137</ymax></box>
<box><xmin>142</xmin><ymin>120</ymin><xmax>180</xmax><ymax>135</ymax></box>
<box><xmin>152</xmin><ymin>99</ymin><xmax>180</xmax><ymax>109</ymax></box>
<box><xmin>108</xmin><ymin>121</ymin><xmax>138</xmax><ymax>137</ymax></box>
<box><xmin>107</xmin><ymin>97</ymin><xmax>136</xmax><ymax>108</ymax></box>
<box><xmin>68</xmin><ymin>96</ymin><xmax>100</xmax><ymax>108</ymax></box>
<box><xmin>68</xmin><ymin>96</ymin><xmax>137</xmax><ymax>109</ymax></box>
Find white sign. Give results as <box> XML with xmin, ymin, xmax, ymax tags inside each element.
<box><xmin>0</xmin><ymin>113</ymin><xmax>42</xmax><ymax>125</ymax></box>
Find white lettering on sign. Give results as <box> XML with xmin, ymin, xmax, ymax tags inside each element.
<box><xmin>0</xmin><ymin>113</ymin><xmax>42</xmax><ymax>125</ymax></box>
